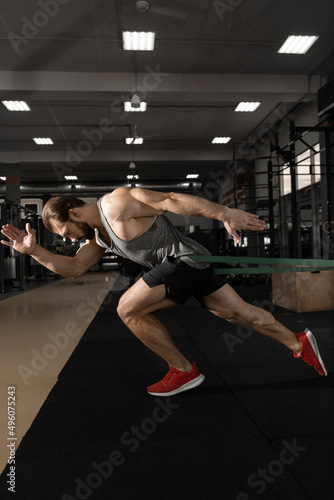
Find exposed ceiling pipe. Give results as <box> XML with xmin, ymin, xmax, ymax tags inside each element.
<box><xmin>0</xmin><ymin>181</ymin><xmax>202</xmax><ymax>196</ymax></box>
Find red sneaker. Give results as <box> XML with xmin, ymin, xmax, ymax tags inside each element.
<box><xmin>294</xmin><ymin>328</ymin><xmax>328</xmax><ymax>376</ymax></box>
<box><xmin>147</xmin><ymin>362</ymin><xmax>205</xmax><ymax>397</ymax></box>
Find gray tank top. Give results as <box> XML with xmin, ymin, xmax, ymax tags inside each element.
<box><xmin>96</xmin><ymin>196</ymin><xmax>211</xmax><ymax>270</ymax></box>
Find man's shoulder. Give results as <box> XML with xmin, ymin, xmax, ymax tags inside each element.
<box><xmin>101</xmin><ymin>187</ymin><xmax>164</xmax><ymax>221</ymax></box>
<box><xmin>101</xmin><ymin>188</ymin><xmax>130</xmax><ymax>215</ymax></box>
<box><xmin>102</xmin><ymin>187</ymin><xmax>130</xmax><ymax>203</ymax></box>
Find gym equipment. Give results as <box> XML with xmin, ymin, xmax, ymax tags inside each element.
<box><xmin>0</xmin><ymin>201</ymin><xmax>47</xmax><ymax>293</ymax></box>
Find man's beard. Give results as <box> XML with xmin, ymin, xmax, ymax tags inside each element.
<box><xmin>74</xmin><ymin>221</ymin><xmax>95</xmax><ymax>240</ymax></box>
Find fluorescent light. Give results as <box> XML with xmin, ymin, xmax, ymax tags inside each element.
<box><xmin>127</xmin><ymin>174</ymin><xmax>139</xmax><ymax>180</ymax></box>
<box><xmin>124</xmin><ymin>101</ymin><xmax>147</xmax><ymax>112</ymax></box>
<box><xmin>235</xmin><ymin>102</ymin><xmax>261</xmax><ymax>112</ymax></box>
<box><xmin>33</xmin><ymin>137</ymin><xmax>53</xmax><ymax>145</ymax></box>
<box><xmin>278</xmin><ymin>35</ymin><xmax>319</xmax><ymax>54</ymax></box>
<box><xmin>122</xmin><ymin>31</ymin><xmax>155</xmax><ymax>51</ymax></box>
<box><xmin>64</xmin><ymin>175</ymin><xmax>78</xmax><ymax>180</ymax></box>
<box><xmin>2</xmin><ymin>100</ymin><xmax>30</xmax><ymax>111</ymax></box>
<box><xmin>186</xmin><ymin>174</ymin><xmax>199</xmax><ymax>179</ymax></box>
<box><xmin>212</xmin><ymin>137</ymin><xmax>231</xmax><ymax>144</ymax></box>
<box><xmin>0</xmin><ymin>176</ymin><xmax>6</xmax><ymax>181</ymax></box>
<box><xmin>125</xmin><ymin>137</ymin><xmax>144</xmax><ymax>145</ymax></box>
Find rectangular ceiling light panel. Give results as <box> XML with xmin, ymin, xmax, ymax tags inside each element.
<box><xmin>2</xmin><ymin>100</ymin><xmax>30</xmax><ymax>111</ymax></box>
<box><xmin>125</xmin><ymin>137</ymin><xmax>144</xmax><ymax>144</ymax></box>
<box><xmin>122</xmin><ymin>31</ymin><xmax>155</xmax><ymax>51</ymax></box>
<box><xmin>212</xmin><ymin>137</ymin><xmax>231</xmax><ymax>144</ymax></box>
<box><xmin>124</xmin><ymin>101</ymin><xmax>147</xmax><ymax>112</ymax></box>
<box><xmin>33</xmin><ymin>138</ymin><xmax>54</xmax><ymax>145</ymax></box>
<box><xmin>278</xmin><ymin>35</ymin><xmax>319</xmax><ymax>54</ymax></box>
<box><xmin>235</xmin><ymin>102</ymin><xmax>261</xmax><ymax>112</ymax></box>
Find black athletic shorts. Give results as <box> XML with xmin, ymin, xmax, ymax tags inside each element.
<box><xmin>142</xmin><ymin>256</ymin><xmax>226</xmax><ymax>305</ymax></box>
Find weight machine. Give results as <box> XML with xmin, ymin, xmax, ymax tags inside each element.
<box><xmin>0</xmin><ymin>201</ymin><xmax>47</xmax><ymax>293</ymax></box>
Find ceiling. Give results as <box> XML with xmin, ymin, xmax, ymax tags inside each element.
<box><xmin>0</xmin><ymin>0</ymin><xmax>333</xmax><ymax>189</ymax></box>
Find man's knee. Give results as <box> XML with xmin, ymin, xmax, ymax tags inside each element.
<box><xmin>117</xmin><ymin>295</ymin><xmax>133</xmax><ymax>324</ymax></box>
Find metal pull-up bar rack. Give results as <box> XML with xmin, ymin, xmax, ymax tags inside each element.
<box><xmin>273</xmin><ymin>119</ymin><xmax>334</xmax><ymax>260</ymax></box>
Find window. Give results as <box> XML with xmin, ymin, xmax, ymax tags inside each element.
<box><xmin>296</xmin><ymin>149</ymin><xmax>311</xmax><ymax>189</ymax></box>
<box><xmin>312</xmin><ymin>143</ymin><xmax>321</xmax><ymax>183</ymax></box>
<box><xmin>281</xmin><ymin>143</ymin><xmax>321</xmax><ymax>195</ymax></box>
<box><xmin>296</xmin><ymin>144</ymin><xmax>321</xmax><ymax>190</ymax></box>
<box><xmin>281</xmin><ymin>164</ymin><xmax>291</xmax><ymax>195</ymax></box>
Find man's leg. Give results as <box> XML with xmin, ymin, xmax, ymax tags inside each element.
<box><xmin>202</xmin><ymin>283</ymin><xmax>328</xmax><ymax>376</ymax></box>
<box><xmin>202</xmin><ymin>283</ymin><xmax>301</xmax><ymax>352</ymax></box>
<box><xmin>117</xmin><ymin>278</ymin><xmax>193</xmax><ymax>372</ymax></box>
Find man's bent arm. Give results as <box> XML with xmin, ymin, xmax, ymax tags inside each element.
<box><xmin>1</xmin><ymin>223</ymin><xmax>105</xmax><ymax>278</ymax></box>
<box><xmin>29</xmin><ymin>243</ymin><xmax>105</xmax><ymax>278</ymax></box>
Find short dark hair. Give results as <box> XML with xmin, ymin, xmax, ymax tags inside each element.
<box><xmin>42</xmin><ymin>196</ymin><xmax>86</xmax><ymax>232</ymax></box>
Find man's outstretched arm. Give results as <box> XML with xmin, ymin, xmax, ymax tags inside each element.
<box><xmin>117</xmin><ymin>188</ymin><xmax>266</xmax><ymax>244</ymax></box>
<box><xmin>1</xmin><ymin>223</ymin><xmax>105</xmax><ymax>278</ymax></box>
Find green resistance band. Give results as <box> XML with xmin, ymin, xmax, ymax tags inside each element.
<box><xmin>190</xmin><ymin>255</ymin><xmax>334</xmax><ymax>274</ymax></box>
<box><xmin>214</xmin><ymin>267</ymin><xmax>334</xmax><ymax>275</ymax></box>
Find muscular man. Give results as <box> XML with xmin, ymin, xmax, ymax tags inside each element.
<box><xmin>1</xmin><ymin>188</ymin><xmax>327</xmax><ymax>396</ymax></box>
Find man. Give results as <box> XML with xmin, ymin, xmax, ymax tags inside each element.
<box><xmin>1</xmin><ymin>188</ymin><xmax>328</xmax><ymax>396</ymax></box>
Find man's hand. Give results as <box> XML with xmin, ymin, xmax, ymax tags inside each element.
<box><xmin>1</xmin><ymin>223</ymin><xmax>37</xmax><ymax>254</ymax></box>
<box><xmin>223</xmin><ymin>208</ymin><xmax>266</xmax><ymax>244</ymax></box>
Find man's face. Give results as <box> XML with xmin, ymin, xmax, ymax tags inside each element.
<box><xmin>52</xmin><ymin>220</ymin><xmax>95</xmax><ymax>242</ymax></box>
<box><xmin>71</xmin><ymin>220</ymin><xmax>96</xmax><ymax>241</ymax></box>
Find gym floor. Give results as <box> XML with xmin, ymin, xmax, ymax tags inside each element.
<box><xmin>0</xmin><ymin>271</ymin><xmax>333</xmax><ymax>500</ymax></box>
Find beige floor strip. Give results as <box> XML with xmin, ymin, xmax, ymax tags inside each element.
<box><xmin>0</xmin><ymin>272</ymin><xmax>118</xmax><ymax>474</ymax></box>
